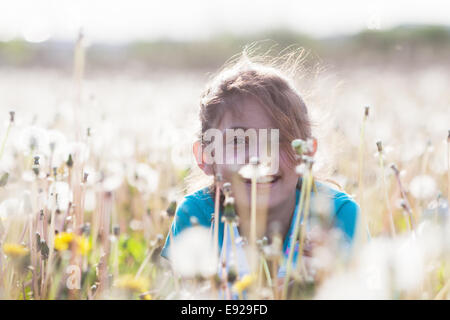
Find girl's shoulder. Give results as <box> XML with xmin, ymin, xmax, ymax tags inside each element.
<box><xmin>314</xmin><ymin>180</ymin><xmax>359</xmax><ymax>210</ymax></box>
<box><xmin>313</xmin><ymin>180</ymin><xmax>360</xmax><ymax>240</ymax></box>
<box><xmin>174</xmin><ymin>187</ymin><xmax>215</xmax><ymax>228</ymax></box>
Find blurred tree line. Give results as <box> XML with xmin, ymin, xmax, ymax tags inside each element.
<box><xmin>1</xmin><ymin>24</ymin><xmax>449</xmax><ymax>71</ymax></box>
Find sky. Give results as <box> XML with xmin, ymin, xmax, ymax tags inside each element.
<box><xmin>0</xmin><ymin>0</ymin><xmax>449</xmax><ymax>43</ymax></box>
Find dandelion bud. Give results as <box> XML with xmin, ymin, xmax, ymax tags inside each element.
<box><xmin>32</xmin><ymin>156</ymin><xmax>40</xmax><ymax>176</ymax></box>
<box><xmin>227</xmin><ymin>268</ymin><xmax>238</xmax><ymax>283</ymax></box>
<box><xmin>166</xmin><ymin>201</ymin><xmax>177</xmax><ymax>217</ymax></box>
<box><xmin>291</xmin><ymin>139</ymin><xmax>305</xmax><ymax>156</ymax></box>
<box><xmin>261</xmin><ymin>236</ymin><xmax>269</xmax><ymax>246</ymax></box>
<box><xmin>222</xmin><ymin>182</ymin><xmax>232</xmax><ymax>197</ymax></box>
<box><xmin>9</xmin><ymin>111</ymin><xmax>15</xmax><ymax>123</ymax></box>
<box><xmin>82</xmin><ymin>223</ymin><xmax>91</xmax><ymax>236</ymax></box>
<box><xmin>40</xmin><ymin>240</ymin><xmax>49</xmax><ymax>260</ymax></box>
<box><xmin>0</xmin><ymin>172</ymin><xmax>9</xmax><ymax>187</ymax></box>
<box><xmin>35</xmin><ymin>233</ymin><xmax>41</xmax><ymax>252</ymax></box>
<box><xmin>390</xmin><ymin>163</ymin><xmax>400</xmax><ymax>175</ymax></box>
<box><xmin>66</xmin><ymin>154</ymin><xmax>74</xmax><ymax>168</ymax></box>
<box><xmin>223</xmin><ymin>197</ymin><xmax>237</xmax><ymax>222</ymax></box>
<box><xmin>364</xmin><ymin>105</ymin><xmax>370</xmax><ymax>118</ymax></box>
<box><xmin>376</xmin><ymin>140</ymin><xmax>383</xmax><ymax>153</ymax></box>
<box><xmin>400</xmin><ymin>199</ymin><xmax>408</xmax><ymax>211</ymax></box>
<box><xmin>87</xmin><ymin>127</ymin><xmax>91</xmax><ymax>137</ymax></box>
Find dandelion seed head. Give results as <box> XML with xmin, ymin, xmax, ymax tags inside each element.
<box><xmin>0</xmin><ymin>198</ymin><xmax>21</xmax><ymax>220</ymax></box>
<box><xmin>409</xmin><ymin>175</ymin><xmax>437</xmax><ymax>200</ymax></box>
<box><xmin>129</xmin><ymin>219</ymin><xmax>143</xmax><ymax>231</ymax></box>
<box><xmin>169</xmin><ymin>226</ymin><xmax>218</xmax><ymax>278</ymax></box>
<box><xmin>126</xmin><ymin>163</ymin><xmax>159</xmax><ymax>194</ymax></box>
<box><xmin>47</xmin><ymin>181</ymin><xmax>72</xmax><ymax>212</ymax></box>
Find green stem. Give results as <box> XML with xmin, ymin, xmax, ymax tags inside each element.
<box><xmin>281</xmin><ymin>174</ymin><xmax>306</xmax><ymax>300</ymax></box>
<box><xmin>0</xmin><ymin>122</ymin><xmax>12</xmax><ymax>161</ymax></box>
<box><xmin>379</xmin><ymin>154</ymin><xmax>396</xmax><ymax>237</ymax></box>
<box><xmin>295</xmin><ymin>170</ymin><xmax>314</xmax><ymax>278</ymax></box>
<box><xmin>250</xmin><ymin>176</ymin><xmax>257</xmax><ymax>271</ymax></box>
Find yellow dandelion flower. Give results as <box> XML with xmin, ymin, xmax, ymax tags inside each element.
<box><xmin>140</xmin><ymin>293</ymin><xmax>152</xmax><ymax>300</ymax></box>
<box><xmin>54</xmin><ymin>232</ymin><xmax>74</xmax><ymax>251</ymax></box>
<box><xmin>114</xmin><ymin>274</ymin><xmax>150</xmax><ymax>293</ymax></box>
<box><xmin>3</xmin><ymin>243</ymin><xmax>29</xmax><ymax>258</ymax></box>
<box><xmin>233</xmin><ymin>273</ymin><xmax>257</xmax><ymax>294</ymax></box>
<box><xmin>75</xmin><ymin>236</ymin><xmax>91</xmax><ymax>256</ymax></box>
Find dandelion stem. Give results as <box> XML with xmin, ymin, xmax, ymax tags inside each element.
<box><xmin>135</xmin><ymin>247</ymin><xmax>156</xmax><ymax>279</ymax></box>
<box><xmin>228</xmin><ymin>222</ymin><xmax>239</xmax><ymax>279</ymax></box>
<box><xmin>447</xmin><ymin>130</ymin><xmax>450</xmax><ymax>206</ymax></box>
<box><xmin>281</xmin><ymin>175</ymin><xmax>306</xmax><ymax>300</ymax></box>
<box><xmin>0</xmin><ymin>121</ymin><xmax>12</xmax><ymax>161</ymax></box>
<box><xmin>391</xmin><ymin>164</ymin><xmax>415</xmax><ymax>231</ymax></box>
<box><xmin>377</xmin><ymin>142</ymin><xmax>396</xmax><ymax>237</ymax></box>
<box><xmin>295</xmin><ymin>169</ymin><xmax>314</xmax><ymax>278</ymax></box>
<box><xmin>250</xmin><ymin>174</ymin><xmax>257</xmax><ymax>271</ymax></box>
<box><xmin>261</xmin><ymin>255</ymin><xmax>272</xmax><ymax>289</ymax></box>
<box><xmin>357</xmin><ymin>106</ymin><xmax>371</xmax><ymax>243</ymax></box>
<box><xmin>213</xmin><ymin>175</ymin><xmax>221</xmax><ymax>259</ymax></box>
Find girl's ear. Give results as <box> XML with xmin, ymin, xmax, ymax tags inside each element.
<box><xmin>307</xmin><ymin>137</ymin><xmax>318</xmax><ymax>156</ymax></box>
<box><xmin>193</xmin><ymin>140</ymin><xmax>214</xmax><ymax>175</ymax></box>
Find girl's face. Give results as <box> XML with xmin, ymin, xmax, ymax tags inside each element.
<box><xmin>213</xmin><ymin>98</ymin><xmax>299</xmax><ymax>209</ymax></box>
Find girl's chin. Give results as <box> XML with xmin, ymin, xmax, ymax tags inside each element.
<box><xmin>237</xmin><ymin>181</ymin><xmax>281</xmax><ymax>205</ymax></box>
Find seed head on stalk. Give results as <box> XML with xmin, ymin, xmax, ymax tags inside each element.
<box><xmin>391</xmin><ymin>163</ymin><xmax>414</xmax><ymax>231</ymax></box>
<box><xmin>213</xmin><ymin>173</ymin><xmax>222</xmax><ymax>259</ymax></box>
<box><xmin>282</xmin><ymin>138</ymin><xmax>315</xmax><ymax>299</ymax></box>
<box><xmin>376</xmin><ymin>140</ymin><xmax>396</xmax><ymax>237</ymax></box>
<box><xmin>356</xmin><ymin>105</ymin><xmax>371</xmax><ymax>245</ymax></box>
<box><xmin>447</xmin><ymin>130</ymin><xmax>449</xmax><ymax>210</ymax></box>
<box><xmin>220</xmin><ymin>182</ymin><xmax>241</xmax><ymax>295</ymax></box>
<box><xmin>32</xmin><ymin>156</ymin><xmax>40</xmax><ymax>176</ymax></box>
<box><xmin>238</xmin><ymin>156</ymin><xmax>268</xmax><ymax>272</ymax></box>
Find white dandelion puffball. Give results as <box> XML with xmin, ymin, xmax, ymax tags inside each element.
<box><xmin>47</xmin><ymin>181</ymin><xmax>72</xmax><ymax>212</ymax></box>
<box><xmin>126</xmin><ymin>163</ymin><xmax>159</xmax><ymax>194</ymax></box>
<box><xmin>18</xmin><ymin>126</ymin><xmax>49</xmax><ymax>154</ymax></box>
<box><xmin>409</xmin><ymin>175</ymin><xmax>437</xmax><ymax>200</ymax></box>
<box><xmin>0</xmin><ymin>198</ymin><xmax>21</xmax><ymax>219</ymax></box>
<box><xmin>169</xmin><ymin>226</ymin><xmax>218</xmax><ymax>278</ymax></box>
<box><xmin>102</xmin><ymin>161</ymin><xmax>125</xmax><ymax>192</ymax></box>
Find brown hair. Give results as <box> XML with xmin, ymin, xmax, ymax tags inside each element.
<box><xmin>184</xmin><ymin>48</ymin><xmax>327</xmax><ymax>194</ymax></box>
<box><xmin>199</xmin><ymin>53</ymin><xmax>312</xmax><ymax>167</ymax></box>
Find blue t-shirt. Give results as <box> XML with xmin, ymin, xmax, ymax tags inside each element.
<box><xmin>162</xmin><ymin>178</ymin><xmax>359</xmax><ymax>272</ymax></box>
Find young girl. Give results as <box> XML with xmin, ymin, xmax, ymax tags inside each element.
<box><xmin>161</xmin><ymin>53</ymin><xmax>359</xmax><ymax>281</ymax></box>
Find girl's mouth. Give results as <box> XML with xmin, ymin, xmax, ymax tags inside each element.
<box><xmin>242</xmin><ymin>174</ymin><xmax>281</xmax><ymax>185</ymax></box>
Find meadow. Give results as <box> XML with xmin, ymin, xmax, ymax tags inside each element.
<box><xmin>0</xmin><ymin>34</ymin><xmax>449</xmax><ymax>300</ymax></box>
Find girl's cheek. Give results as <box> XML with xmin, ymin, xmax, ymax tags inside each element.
<box><xmin>279</xmin><ymin>150</ymin><xmax>295</xmax><ymax>172</ymax></box>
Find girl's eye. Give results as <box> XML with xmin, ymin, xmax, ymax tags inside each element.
<box><xmin>226</xmin><ymin>136</ymin><xmax>246</xmax><ymax>146</ymax></box>
<box><xmin>234</xmin><ymin>137</ymin><xmax>246</xmax><ymax>145</ymax></box>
